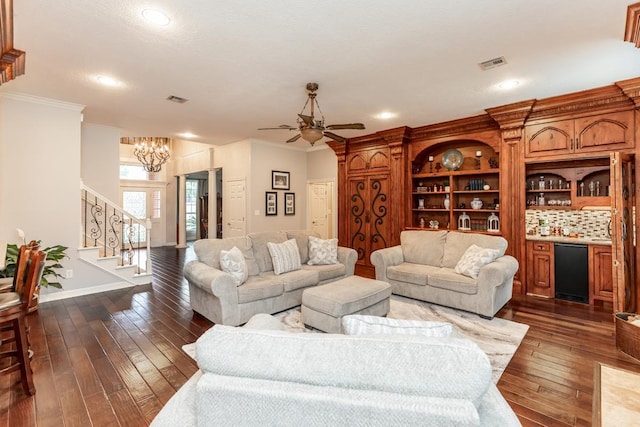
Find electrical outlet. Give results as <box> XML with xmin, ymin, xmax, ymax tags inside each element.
<box><xmin>65</xmin><ymin>269</ymin><xmax>73</xmax><ymax>279</ymax></box>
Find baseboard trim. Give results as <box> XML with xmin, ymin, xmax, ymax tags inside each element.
<box><xmin>39</xmin><ymin>281</ymin><xmax>135</xmax><ymax>303</ymax></box>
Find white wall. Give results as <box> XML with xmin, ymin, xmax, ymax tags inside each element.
<box><xmin>81</xmin><ymin>122</ymin><xmax>120</xmax><ymax>201</ymax></box>
<box><xmin>0</xmin><ymin>93</ymin><xmax>118</xmax><ymax>297</ymax></box>
<box><xmin>307</xmin><ymin>146</ymin><xmax>337</xmax><ymax>180</ymax></box>
<box><xmin>249</xmin><ymin>140</ymin><xmax>307</xmax><ymax>232</ymax></box>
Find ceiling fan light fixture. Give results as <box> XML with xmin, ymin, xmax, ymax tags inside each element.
<box><xmin>300</xmin><ymin>127</ymin><xmax>324</xmax><ymax>145</ymax></box>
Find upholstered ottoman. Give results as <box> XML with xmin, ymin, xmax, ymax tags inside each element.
<box><xmin>301</xmin><ymin>276</ymin><xmax>392</xmax><ymax>333</ymax></box>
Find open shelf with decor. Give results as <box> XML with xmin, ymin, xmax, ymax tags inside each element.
<box><xmin>410</xmin><ymin>144</ymin><xmax>501</xmax><ymax>233</ymax></box>
<box><xmin>525</xmin><ymin>158</ymin><xmax>610</xmax><ymax>210</ymax></box>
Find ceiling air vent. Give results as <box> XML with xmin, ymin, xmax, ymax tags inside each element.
<box><xmin>478</xmin><ymin>56</ymin><xmax>507</xmax><ymax>71</ymax></box>
<box><xmin>166</xmin><ymin>95</ymin><xmax>188</xmax><ymax>104</ymax></box>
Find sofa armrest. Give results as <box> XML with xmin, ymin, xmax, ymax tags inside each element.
<box><xmin>183</xmin><ymin>260</ymin><xmax>238</xmax><ymax>304</ymax></box>
<box><xmin>337</xmin><ymin>246</ymin><xmax>357</xmax><ymax>276</ymax></box>
<box><xmin>370</xmin><ymin>245</ymin><xmax>404</xmax><ymax>282</ymax></box>
<box><xmin>476</xmin><ymin>255</ymin><xmax>519</xmax><ymax>290</ymax></box>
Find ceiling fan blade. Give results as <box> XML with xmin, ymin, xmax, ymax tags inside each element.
<box><xmin>325</xmin><ymin>123</ymin><xmax>366</xmax><ymax>130</ymax></box>
<box><xmin>298</xmin><ymin>114</ymin><xmax>315</xmax><ymax>127</ymax></box>
<box><xmin>258</xmin><ymin>125</ymin><xmax>298</xmax><ymax>130</ymax></box>
<box><xmin>286</xmin><ymin>134</ymin><xmax>302</xmax><ymax>143</ymax></box>
<box><xmin>323</xmin><ymin>131</ymin><xmax>347</xmax><ymax>143</ymax></box>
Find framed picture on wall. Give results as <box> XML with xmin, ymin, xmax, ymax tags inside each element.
<box><xmin>284</xmin><ymin>192</ymin><xmax>295</xmax><ymax>215</ymax></box>
<box><xmin>266</xmin><ymin>191</ymin><xmax>277</xmax><ymax>216</ymax></box>
<box><xmin>272</xmin><ymin>170</ymin><xmax>290</xmax><ymax>190</ymax></box>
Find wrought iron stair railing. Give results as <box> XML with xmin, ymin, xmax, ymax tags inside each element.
<box><xmin>80</xmin><ymin>184</ymin><xmax>151</xmax><ymax>277</ymax></box>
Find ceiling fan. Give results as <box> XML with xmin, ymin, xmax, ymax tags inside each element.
<box><xmin>258</xmin><ymin>82</ymin><xmax>365</xmax><ymax>146</ymax></box>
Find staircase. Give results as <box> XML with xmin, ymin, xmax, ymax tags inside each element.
<box><xmin>80</xmin><ymin>184</ymin><xmax>152</xmax><ymax>285</ymax></box>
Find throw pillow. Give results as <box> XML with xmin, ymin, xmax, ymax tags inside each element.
<box><xmin>454</xmin><ymin>244</ymin><xmax>501</xmax><ymax>279</ymax></box>
<box><xmin>219</xmin><ymin>246</ymin><xmax>248</xmax><ymax>286</ymax></box>
<box><xmin>267</xmin><ymin>239</ymin><xmax>301</xmax><ymax>275</ymax></box>
<box><xmin>342</xmin><ymin>315</ymin><xmax>455</xmax><ymax>337</ymax></box>
<box><xmin>307</xmin><ymin>235</ymin><xmax>338</xmax><ymax>265</ymax></box>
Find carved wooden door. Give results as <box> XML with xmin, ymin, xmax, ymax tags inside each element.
<box><xmin>611</xmin><ymin>152</ymin><xmax>636</xmax><ymax>313</ymax></box>
<box><xmin>348</xmin><ymin>174</ymin><xmax>390</xmax><ymax>276</ymax></box>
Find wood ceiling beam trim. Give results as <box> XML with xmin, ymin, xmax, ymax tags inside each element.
<box><xmin>0</xmin><ymin>0</ymin><xmax>25</xmax><ymax>85</ymax></box>
<box><xmin>624</xmin><ymin>2</ymin><xmax>640</xmax><ymax>48</ymax></box>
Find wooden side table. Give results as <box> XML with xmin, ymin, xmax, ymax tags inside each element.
<box><xmin>593</xmin><ymin>363</ymin><xmax>640</xmax><ymax>426</ymax></box>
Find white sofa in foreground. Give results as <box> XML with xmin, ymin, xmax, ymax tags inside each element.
<box><xmin>371</xmin><ymin>230</ymin><xmax>518</xmax><ymax>319</ymax></box>
<box><xmin>184</xmin><ymin>230</ymin><xmax>357</xmax><ymax>326</ymax></box>
<box><xmin>150</xmin><ymin>314</ymin><xmax>521</xmax><ymax>426</ymax></box>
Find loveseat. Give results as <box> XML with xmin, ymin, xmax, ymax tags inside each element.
<box><xmin>184</xmin><ymin>230</ymin><xmax>357</xmax><ymax>326</ymax></box>
<box><xmin>370</xmin><ymin>230</ymin><xmax>518</xmax><ymax>318</ymax></box>
<box><xmin>150</xmin><ymin>314</ymin><xmax>521</xmax><ymax>426</ymax></box>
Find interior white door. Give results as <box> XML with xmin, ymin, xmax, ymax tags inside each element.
<box><xmin>308</xmin><ymin>182</ymin><xmax>332</xmax><ymax>238</ymax></box>
<box><xmin>225</xmin><ymin>178</ymin><xmax>246</xmax><ymax>237</ymax></box>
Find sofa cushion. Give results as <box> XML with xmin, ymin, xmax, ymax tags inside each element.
<box><xmin>260</xmin><ymin>269</ymin><xmax>319</xmax><ymax>292</ymax></box>
<box><xmin>387</xmin><ymin>262</ymin><xmax>439</xmax><ymax>286</ymax></box>
<box><xmin>219</xmin><ymin>246</ymin><xmax>248</xmax><ymax>286</ymax></box>
<box><xmin>307</xmin><ymin>236</ymin><xmax>338</xmax><ymax>265</ymax></box>
<box><xmin>248</xmin><ymin>231</ymin><xmax>288</xmax><ymax>272</ymax></box>
<box><xmin>193</xmin><ymin>237</ymin><xmax>259</xmax><ymax>276</ymax></box>
<box><xmin>286</xmin><ymin>230</ymin><xmax>320</xmax><ymax>264</ymax></box>
<box><xmin>401</xmin><ymin>230</ymin><xmax>447</xmax><ymax>266</ymax></box>
<box><xmin>303</xmin><ymin>263</ymin><xmax>346</xmax><ymax>282</ymax></box>
<box><xmin>237</xmin><ymin>276</ymin><xmax>284</xmax><ymax>303</ymax></box>
<box><xmin>428</xmin><ymin>268</ymin><xmax>478</xmax><ymax>295</ymax></box>
<box><xmin>342</xmin><ymin>315</ymin><xmax>455</xmax><ymax>337</ymax></box>
<box><xmin>455</xmin><ymin>244</ymin><xmax>501</xmax><ymax>279</ymax></box>
<box><xmin>441</xmin><ymin>232</ymin><xmax>507</xmax><ymax>269</ymax></box>
<box><xmin>196</xmin><ymin>325</ymin><xmax>492</xmax><ymax>402</ymax></box>
<box><xmin>267</xmin><ymin>239</ymin><xmax>302</xmax><ymax>275</ymax></box>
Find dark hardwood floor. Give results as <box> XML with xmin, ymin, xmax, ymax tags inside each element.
<box><xmin>1</xmin><ymin>245</ymin><xmax>639</xmax><ymax>426</ymax></box>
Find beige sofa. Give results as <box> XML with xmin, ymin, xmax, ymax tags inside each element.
<box><xmin>371</xmin><ymin>230</ymin><xmax>518</xmax><ymax>318</ymax></box>
<box><xmin>151</xmin><ymin>314</ymin><xmax>521</xmax><ymax>427</ymax></box>
<box><xmin>184</xmin><ymin>230</ymin><xmax>357</xmax><ymax>326</ymax></box>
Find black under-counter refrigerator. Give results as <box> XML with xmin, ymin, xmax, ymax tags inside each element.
<box><xmin>554</xmin><ymin>243</ymin><xmax>589</xmax><ymax>303</ymax></box>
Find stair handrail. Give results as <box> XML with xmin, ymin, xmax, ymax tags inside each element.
<box><xmin>80</xmin><ymin>183</ymin><xmax>151</xmax><ymax>274</ymax></box>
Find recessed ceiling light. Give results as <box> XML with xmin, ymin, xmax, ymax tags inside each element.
<box><xmin>179</xmin><ymin>132</ymin><xmax>197</xmax><ymax>139</ymax></box>
<box><xmin>497</xmin><ymin>79</ymin><xmax>520</xmax><ymax>90</ymax></box>
<box><xmin>142</xmin><ymin>9</ymin><xmax>171</xmax><ymax>26</ymax></box>
<box><xmin>95</xmin><ymin>75</ymin><xmax>121</xmax><ymax>87</ymax></box>
<box><xmin>375</xmin><ymin>111</ymin><xmax>397</xmax><ymax>120</ymax></box>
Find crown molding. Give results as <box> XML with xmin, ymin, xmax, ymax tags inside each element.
<box><xmin>0</xmin><ymin>92</ymin><xmax>85</xmax><ymax>111</ymax></box>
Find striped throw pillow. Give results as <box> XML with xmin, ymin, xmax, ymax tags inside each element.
<box><xmin>267</xmin><ymin>239</ymin><xmax>301</xmax><ymax>275</ymax></box>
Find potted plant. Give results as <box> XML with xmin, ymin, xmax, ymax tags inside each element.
<box><xmin>1</xmin><ymin>238</ymin><xmax>69</xmax><ymax>311</ymax></box>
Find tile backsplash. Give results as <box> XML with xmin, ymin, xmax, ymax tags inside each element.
<box><xmin>525</xmin><ymin>208</ymin><xmax>611</xmax><ymax>238</ymax></box>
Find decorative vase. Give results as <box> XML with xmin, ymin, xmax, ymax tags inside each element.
<box><xmin>444</xmin><ymin>194</ymin><xmax>450</xmax><ymax>209</ymax></box>
<box><xmin>470</xmin><ymin>198</ymin><xmax>483</xmax><ymax>210</ymax></box>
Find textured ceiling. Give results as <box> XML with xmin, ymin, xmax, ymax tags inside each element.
<box><xmin>2</xmin><ymin>0</ymin><xmax>640</xmax><ymax>148</ymax></box>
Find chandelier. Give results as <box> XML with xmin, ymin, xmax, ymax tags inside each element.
<box><xmin>122</xmin><ymin>137</ymin><xmax>171</xmax><ymax>172</ymax></box>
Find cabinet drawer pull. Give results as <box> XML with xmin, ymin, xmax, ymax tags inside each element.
<box><xmin>575</xmin><ymin>138</ymin><xmax>579</xmax><ymax>149</ymax></box>
<box><xmin>570</xmin><ymin>138</ymin><xmax>573</xmax><ymax>150</ymax></box>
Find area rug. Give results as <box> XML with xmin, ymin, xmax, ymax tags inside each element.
<box><xmin>183</xmin><ymin>295</ymin><xmax>528</xmax><ymax>383</ymax></box>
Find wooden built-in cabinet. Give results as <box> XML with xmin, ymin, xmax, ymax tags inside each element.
<box><xmin>328</xmin><ymin>77</ymin><xmax>640</xmax><ymax>309</ymax></box>
<box><xmin>328</xmin><ymin>129</ymin><xmax>409</xmax><ymax>278</ymax></box>
<box><xmin>526</xmin><ymin>241</ymin><xmax>555</xmax><ymax>298</ymax></box>
<box><xmin>590</xmin><ymin>244</ymin><xmax>613</xmax><ymax>304</ymax></box>
<box><xmin>525</xmin><ymin>110</ymin><xmax>635</xmax><ymax>159</ymax></box>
